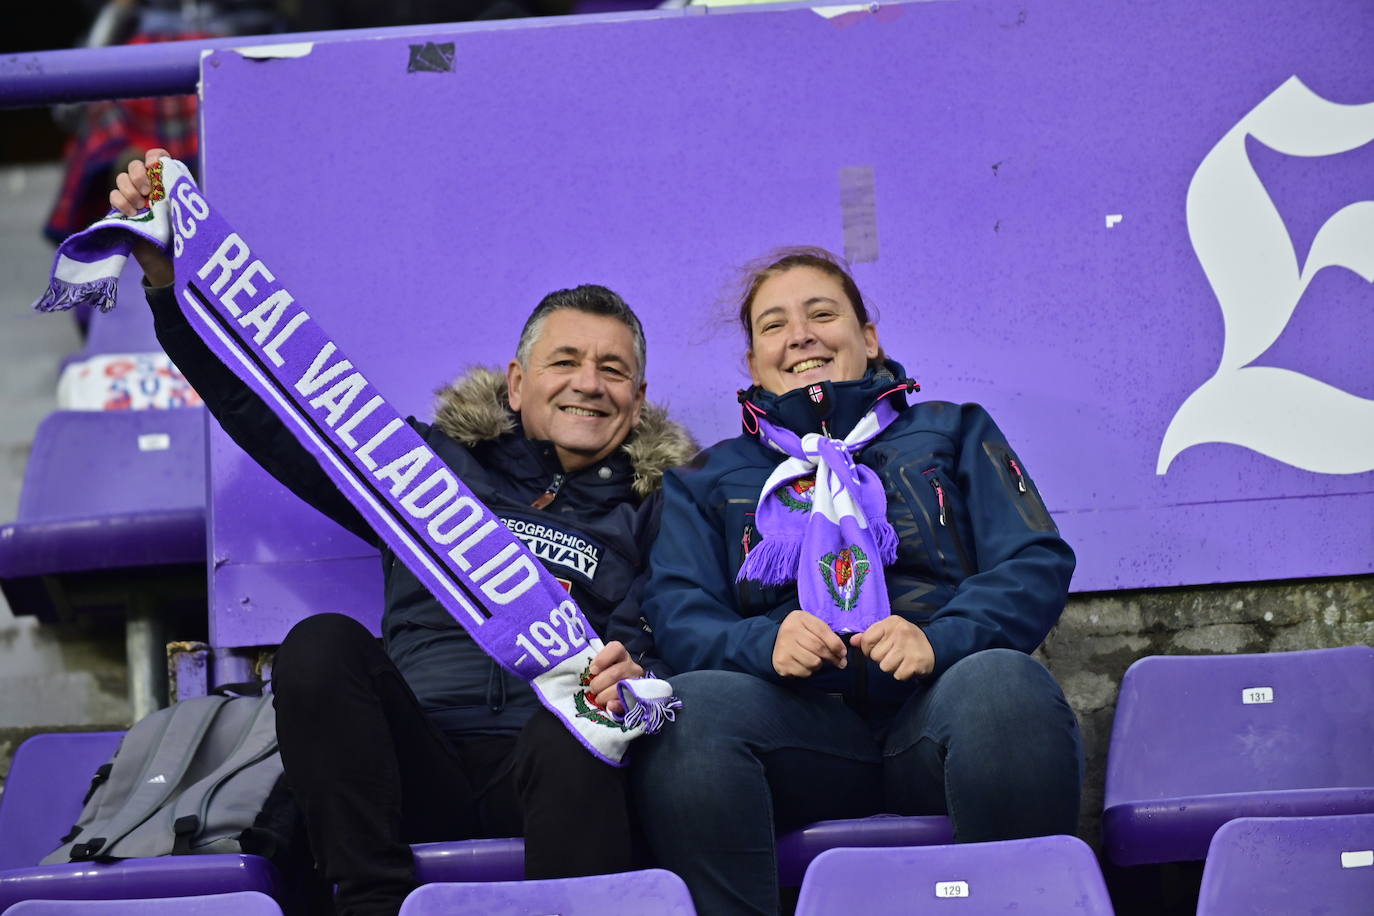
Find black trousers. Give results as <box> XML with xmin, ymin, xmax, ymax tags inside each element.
<box><xmin>272</xmin><ymin>613</ymin><xmax>636</xmax><ymax>916</ymax></box>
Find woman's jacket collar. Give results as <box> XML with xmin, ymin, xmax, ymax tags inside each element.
<box><xmin>738</xmin><ymin>359</ymin><xmax>913</xmax><ymax>441</ymax></box>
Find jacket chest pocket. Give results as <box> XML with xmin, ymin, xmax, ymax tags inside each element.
<box><xmin>724</xmin><ymin>492</ymin><xmax>795</xmax><ymax>616</ymax></box>
<box><xmin>885</xmin><ymin>459</ymin><xmax>975</xmax><ymax>583</ymax></box>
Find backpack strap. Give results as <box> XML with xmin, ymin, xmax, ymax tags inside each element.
<box><xmin>169</xmin><ymin>693</ymin><xmax>280</xmax><ymax>855</ymax></box>
<box><xmin>42</xmin><ymin>707</ymin><xmax>173</xmax><ymax>864</ymax></box>
<box><xmin>68</xmin><ymin>695</ymin><xmax>230</xmax><ymax>861</ymax></box>
<box><xmin>57</xmin><ymin>762</ymin><xmax>116</xmax><ymax>844</ymax></box>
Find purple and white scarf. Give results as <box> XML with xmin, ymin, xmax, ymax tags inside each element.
<box><xmin>737</xmin><ymin>396</ymin><xmax>903</xmax><ymax>633</ymax></box>
<box><xmin>34</xmin><ymin>158</ymin><xmax>678</xmax><ymax>766</ymax></box>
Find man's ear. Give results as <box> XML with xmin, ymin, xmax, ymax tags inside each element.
<box><xmin>632</xmin><ymin>380</ymin><xmax>647</xmax><ymax>427</ymax></box>
<box><xmin>506</xmin><ymin>359</ymin><xmax>524</xmax><ymax>412</ymax></box>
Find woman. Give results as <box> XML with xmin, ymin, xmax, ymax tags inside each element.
<box><xmin>632</xmin><ymin>248</ymin><xmax>1082</xmax><ymax>915</ymax></box>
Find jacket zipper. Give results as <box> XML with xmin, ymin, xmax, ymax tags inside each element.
<box><xmin>901</xmin><ymin>464</ymin><xmax>951</xmax><ymax>577</ymax></box>
<box><xmin>925</xmin><ymin>472</ymin><xmax>974</xmax><ymax>579</ymax></box>
<box><xmin>529</xmin><ymin>473</ymin><xmax>565</xmax><ymax>510</ymax></box>
<box><xmin>928</xmin><ymin>476</ymin><xmax>948</xmax><ymax>527</ymax></box>
<box><xmin>1006</xmin><ymin>456</ymin><xmax>1028</xmax><ymax>493</ymax></box>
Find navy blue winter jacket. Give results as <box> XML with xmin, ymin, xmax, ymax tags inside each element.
<box><xmin>642</xmin><ymin>361</ymin><xmax>1075</xmax><ymax>713</ymax></box>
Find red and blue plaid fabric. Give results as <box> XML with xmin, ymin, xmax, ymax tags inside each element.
<box><xmin>43</xmin><ymin>32</ymin><xmax>209</xmax><ymax>245</ymax></box>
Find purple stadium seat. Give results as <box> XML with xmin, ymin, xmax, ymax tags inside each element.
<box><xmin>0</xmin><ymin>733</ymin><xmax>281</xmax><ymax>913</ymax></box>
<box><xmin>568</xmin><ymin>0</ymin><xmax>659</xmax><ymax>13</ymax></box>
<box><xmin>794</xmin><ymin>835</ymin><xmax>1114</xmax><ymax>916</ymax></box>
<box><xmin>775</xmin><ymin>815</ymin><xmax>953</xmax><ymax>887</ymax></box>
<box><xmin>0</xmin><ymin>734</ymin><xmax>123</xmax><ymax>873</ymax></box>
<box><xmin>414</xmin><ymin>816</ymin><xmax>959</xmax><ymax>888</ymax></box>
<box><xmin>0</xmin><ymin>731</ymin><xmax>528</xmax><ymax>912</ymax></box>
<box><xmin>397</xmin><ymin>869</ymin><xmax>696</xmax><ymax>915</ymax></box>
<box><xmin>5</xmin><ymin>891</ymin><xmax>282</xmax><ymax>915</ymax></box>
<box><xmin>1103</xmin><ymin>646</ymin><xmax>1374</xmax><ymax>866</ymax></box>
<box><xmin>411</xmin><ymin>817</ymin><xmax>956</xmax><ymax>889</ymax></box>
<box><xmin>411</xmin><ymin>839</ymin><xmax>525</xmax><ymax>883</ymax></box>
<box><xmin>1196</xmin><ymin>814</ymin><xmax>1374</xmax><ymax>916</ymax></box>
<box><xmin>0</xmin><ymin>408</ymin><xmax>208</xmax><ymax>623</ymax></box>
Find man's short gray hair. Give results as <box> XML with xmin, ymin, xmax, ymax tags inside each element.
<box><xmin>515</xmin><ymin>285</ymin><xmax>647</xmax><ymax>381</ymax></box>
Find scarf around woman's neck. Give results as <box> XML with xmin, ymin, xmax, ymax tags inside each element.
<box><xmin>737</xmin><ymin>379</ymin><xmax>915</xmax><ymax>633</ymax></box>
<box><xmin>33</xmin><ymin>158</ymin><xmax>678</xmax><ymax>765</ymax></box>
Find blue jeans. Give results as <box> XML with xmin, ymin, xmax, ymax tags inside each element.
<box><xmin>630</xmin><ymin>649</ymin><xmax>1083</xmax><ymax>915</ymax></box>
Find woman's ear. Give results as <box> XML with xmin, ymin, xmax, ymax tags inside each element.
<box><xmin>863</xmin><ymin>323</ymin><xmax>881</xmax><ymax>360</ymax></box>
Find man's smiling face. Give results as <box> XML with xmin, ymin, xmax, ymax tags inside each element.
<box><xmin>506</xmin><ymin>308</ymin><xmax>646</xmax><ymax>473</ymax></box>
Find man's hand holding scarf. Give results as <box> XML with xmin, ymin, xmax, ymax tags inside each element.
<box><xmin>111</xmin><ymin>148</ymin><xmax>175</xmax><ymax>286</ymax></box>
<box><xmin>584</xmin><ymin>640</ymin><xmax>643</xmax><ymax>716</ymax></box>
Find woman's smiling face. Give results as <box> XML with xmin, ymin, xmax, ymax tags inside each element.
<box><xmin>746</xmin><ymin>265</ymin><xmax>880</xmax><ymax>395</ymax></box>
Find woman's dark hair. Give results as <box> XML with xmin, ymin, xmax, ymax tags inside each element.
<box><xmin>735</xmin><ymin>247</ymin><xmax>875</xmax><ymax>344</ymax></box>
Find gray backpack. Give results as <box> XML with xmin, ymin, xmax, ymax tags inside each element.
<box><xmin>44</xmin><ymin>691</ymin><xmax>285</xmax><ymax>863</ymax></box>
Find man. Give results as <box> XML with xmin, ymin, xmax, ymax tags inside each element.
<box><xmin>111</xmin><ymin>150</ymin><xmax>696</xmax><ymax>916</ymax></box>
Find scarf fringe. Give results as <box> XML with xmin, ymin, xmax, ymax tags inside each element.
<box><xmin>617</xmin><ymin>684</ymin><xmax>683</xmax><ymax>735</ymax></box>
<box><xmin>874</xmin><ymin>518</ymin><xmax>899</xmax><ymax>566</ymax></box>
<box><xmin>736</xmin><ymin>535</ymin><xmax>804</xmax><ymax>586</ymax></box>
<box><xmin>738</xmin><ymin>524</ymin><xmax>898</xmax><ymax>587</ymax></box>
<box><xmin>35</xmin><ymin>275</ymin><xmax>119</xmax><ymax>314</ymax></box>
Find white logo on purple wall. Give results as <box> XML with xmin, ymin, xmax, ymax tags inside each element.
<box><xmin>1159</xmin><ymin>76</ymin><xmax>1374</xmax><ymax>475</ymax></box>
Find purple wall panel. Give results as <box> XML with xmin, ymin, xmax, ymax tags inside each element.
<box><xmin>200</xmin><ymin>0</ymin><xmax>1374</xmax><ymax>645</ymax></box>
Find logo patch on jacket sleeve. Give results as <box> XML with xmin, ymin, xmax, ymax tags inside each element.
<box><xmin>501</xmin><ymin>517</ymin><xmax>601</xmax><ymax>580</ymax></box>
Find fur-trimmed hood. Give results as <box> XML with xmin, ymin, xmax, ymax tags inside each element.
<box><xmin>432</xmin><ymin>368</ymin><xmax>697</xmax><ymax>498</ymax></box>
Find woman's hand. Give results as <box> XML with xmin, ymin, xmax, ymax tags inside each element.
<box><xmin>110</xmin><ymin>148</ymin><xmax>175</xmax><ymax>287</ymax></box>
<box><xmin>772</xmin><ymin>610</ymin><xmax>848</xmax><ymax>678</ymax></box>
<box><xmin>850</xmin><ymin>616</ymin><xmax>935</xmax><ymax>681</ymax></box>
<box><xmin>586</xmin><ymin>640</ymin><xmax>644</xmax><ymax>716</ymax></box>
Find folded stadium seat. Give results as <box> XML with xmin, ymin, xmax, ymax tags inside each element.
<box><xmin>4</xmin><ymin>891</ymin><xmax>281</xmax><ymax>915</ymax></box>
<box><xmin>411</xmin><ymin>839</ymin><xmax>526</xmax><ymax>883</ymax></box>
<box><xmin>0</xmin><ymin>406</ymin><xmax>209</xmax><ymax>716</ymax></box>
<box><xmin>0</xmin><ymin>408</ymin><xmax>208</xmax><ymax>609</ymax></box>
<box><xmin>397</xmin><ymin>869</ymin><xmax>696</xmax><ymax>915</ymax></box>
<box><xmin>775</xmin><ymin>814</ymin><xmax>953</xmax><ymax>886</ymax></box>
<box><xmin>1103</xmin><ymin>646</ymin><xmax>1374</xmax><ymax>866</ymax></box>
<box><xmin>568</xmin><ymin>0</ymin><xmax>660</xmax><ymax>12</ymax></box>
<box><xmin>794</xmin><ymin>835</ymin><xmax>1114</xmax><ymax>916</ymax></box>
<box><xmin>1195</xmin><ymin>814</ymin><xmax>1374</xmax><ymax>916</ymax></box>
<box><xmin>0</xmin><ymin>733</ymin><xmax>281</xmax><ymax>914</ymax></box>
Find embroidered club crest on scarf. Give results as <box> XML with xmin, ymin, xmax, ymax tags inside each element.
<box><xmin>819</xmin><ymin>544</ymin><xmax>871</xmax><ymax>613</ymax></box>
<box><xmin>777</xmin><ymin>476</ymin><xmax>816</xmax><ymax>512</ymax></box>
<box><xmin>737</xmin><ymin>391</ymin><xmax>906</xmax><ymax>632</ymax></box>
<box><xmin>33</xmin><ymin>158</ymin><xmax>680</xmax><ymax>766</ymax></box>
<box><xmin>574</xmin><ymin>660</ymin><xmax>630</xmax><ymax>731</ymax></box>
